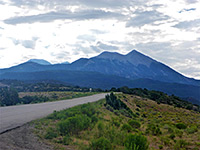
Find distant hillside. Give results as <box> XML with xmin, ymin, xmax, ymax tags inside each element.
<box><xmin>0</xmin><ymin>71</ymin><xmax>199</xmax><ymax>104</ymax></box>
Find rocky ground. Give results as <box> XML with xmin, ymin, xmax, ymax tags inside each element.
<box><xmin>0</xmin><ymin>124</ymin><xmax>54</xmax><ymax>150</ymax></box>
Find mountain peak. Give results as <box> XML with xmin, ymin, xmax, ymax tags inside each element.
<box><xmin>28</xmin><ymin>59</ymin><xmax>51</xmax><ymax>65</ymax></box>
<box><xmin>127</xmin><ymin>49</ymin><xmax>141</xmax><ymax>55</ymax></box>
<box><xmin>125</xmin><ymin>49</ymin><xmax>154</xmax><ymax>66</ymax></box>
<box><xmin>96</xmin><ymin>51</ymin><xmax>124</xmax><ymax>60</ymax></box>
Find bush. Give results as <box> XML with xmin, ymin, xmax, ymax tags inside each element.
<box><xmin>106</xmin><ymin>93</ymin><xmax>134</xmax><ymax>117</ymax></box>
<box><xmin>169</xmin><ymin>134</ymin><xmax>176</xmax><ymax>140</ymax></box>
<box><xmin>146</xmin><ymin>124</ymin><xmax>162</xmax><ymax>135</ymax></box>
<box><xmin>121</xmin><ymin>123</ymin><xmax>132</xmax><ymax>132</ymax></box>
<box><xmin>44</xmin><ymin>127</ymin><xmax>58</xmax><ymax>139</ymax></box>
<box><xmin>175</xmin><ymin>123</ymin><xmax>187</xmax><ymax>129</ymax></box>
<box><xmin>128</xmin><ymin>120</ymin><xmax>141</xmax><ymax>129</ymax></box>
<box><xmin>125</xmin><ymin>134</ymin><xmax>149</xmax><ymax>150</ymax></box>
<box><xmin>186</xmin><ymin>126</ymin><xmax>198</xmax><ymax>134</ymax></box>
<box><xmin>58</xmin><ymin>114</ymin><xmax>91</xmax><ymax>135</ymax></box>
<box><xmin>174</xmin><ymin>139</ymin><xmax>188</xmax><ymax>150</ymax></box>
<box><xmin>167</xmin><ymin>127</ymin><xmax>174</xmax><ymax>133</ymax></box>
<box><xmin>90</xmin><ymin>137</ymin><xmax>112</xmax><ymax>150</ymax></box>
<box><xmin>63</xmin><ymin>134</ymin><xmax>72</xmax><ymax>145</ymax></box>
<box><xmin>112</xmin><ymin>120</ymin><xmax>120</xmax><ymax>128</ymax></box>
<box><xmin>160</xmin><ymin>136</ymin><xmax>171</xmax><ymax>146</ymax></box>
<box><xmin>175</xmin><ymin>129</ymin><xmax>183</xmax><ymax>138</ymax></box>
<box><xmin>159</xmin><ymin>145</ymin><xmax>163</xmax><ymax>149</ymax></box>
<box><xmin>80</xmin><ymin>103</ymin><xmax>96</xmax><ymax>117</ymax></box>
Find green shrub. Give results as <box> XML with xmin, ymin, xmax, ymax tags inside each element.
<box><xmin>58</xmin><ymin>114</ymin><xmax>91</xmax><ymax>135</ymax></box>
<box><xmin>63</xmin><ymin>134</ymin><xmax>72</xmax><ymax>145</ymax></box>
<box><xmin>169</xmin><ymin>134</ymin><xmax>175</xmax><ymax>140</ymax></box>
<box><xmin>90</xmin><ymin>137</ymin><xmax>112</xmax><ymax>150</ymax></box>
<box><xmin>175</xmin><ymin>129</ymin><xmax>183</xmax><ymax>138</ymax></box>
<box><xmin>159</xmin><ymin>145</ymin><xmax>163</xmax><ymax>149</ymax></box>
<box><xmin>121</xmin><ymin>123</ymin><xmax>132</xmax><ymax>132</ymax></box>
<box><xmin>167</xmin><ymin>127</ymin><xmax>174</xmax><ymax>133</ymax></box>
<box><xmin>174</xmin><ymin>139</ymin><xmax>188</xmax><ymax>150</ymax></box>
<box><xmin>97</xmin><ymin>121</ymin><xmax>105</xmax><ymax>137</ymax></box>
<box><xmin>175</xmin><ymin>123</ymin><xmax>187</xmax><ymax>129</ymax></box>
<box><xmin>106</xmin><ymin>93</ymin><xmax>134</xmax><ymax>117</ymax></box>
<box><xmin>128</xmin><ymin>120</ymin><xmax>141</xmax><ymax>129</ymax></box>
<box><xmin>145</xmin><ymin>124</ymin><xmax>162</xmax><ymax>135</ymax></box>
<box><xmin>44</xmin><ymin>127</ymin><xmax>58</xmax><ymax>139</ymax></box>
<box><xmin>160</xmin><ymin>136</ymin><xmax>171</xmax><ymax>146</ymax></box>
<box><xmin>112</xmin><ymin>120</ymin><xmax>120</xmax><ymax>128</ymax></box>
<box><xmin>91</xmin><ymin>115</ymin><xmax>98</xmax><ymax>123</ymax></box>
<box><xmin>186</xmin><ymin>126</ymin><xmax>198</xmax><ymax>134</ymax></box>
<box><xmin>80</xmin><ymin>103</ymin><xmax>96</xmax><ymax>117</ymax></box>
<box><xmin>125</xmin><ymin>134</ymin><xmax>149</xmax><ymax>150</ymax></box>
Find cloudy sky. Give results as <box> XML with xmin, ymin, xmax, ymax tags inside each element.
<box><xmin>0</xmin><ymin>0</ymin><xmax>200</xmax><ymax>79</ymax></box>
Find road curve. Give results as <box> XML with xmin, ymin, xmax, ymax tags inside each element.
<box><xmin>0</xmin><ymin>93</ymin><xmax>107</xmax><ymax>133</ymax></box>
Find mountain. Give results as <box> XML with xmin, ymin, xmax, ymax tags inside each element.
<box><xmin>28</xmin><ymin>59</ymin><xmax>51</xmax><ymax>65</ymax></box>
<box><xmin>70</xmin><ymin>50</ymin><xmax>199</xmax><ymax>86</ymax></box>
<box><xmin>0</xmin><ymin>49</ymin><xmax>199</xmax><ymax>104</ymax></box>
<box><xmin>0</xmin><ymin>50</ymin><xmax>199</xmax><ymax>86</ymax></box>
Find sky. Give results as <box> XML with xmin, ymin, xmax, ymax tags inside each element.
<box><xmin>0</xmin><ymin>0</ymin><xmax>200</xmax><ymax>79</ymax></box>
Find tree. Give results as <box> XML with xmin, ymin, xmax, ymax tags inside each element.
<box><xmin>0</xmin><ymin>87</ymin><xmax>20</xmax><ymax>106</ymax></box>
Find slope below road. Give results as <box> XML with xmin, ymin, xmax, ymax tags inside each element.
<box><xmin>0</xmin><ymin>93</ymin><xmax>107</xmax><ymax>134</ymax></box>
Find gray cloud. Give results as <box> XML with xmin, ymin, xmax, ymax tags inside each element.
<box><xmin>11</xmin><ymin>37</ymin><xmax>38</xmax><ymax>49</ymax></box>
<box><xmin>185</xmin><ymin>0</ymin><xmax>199</xmax><ymax>4</ymax></box>
<box><xmin>21</xmin><ymin>40</ymin><xmax>36</xmax><ymax>49</ymax></box>
<box><xmin>0</xmin><ymin>47</ymin><xmax>6</xmax><ymax>50</ymax></box>
<box><xmin>179</xmin><ymin>8</ymin><xmax>196</xmax><ymax>13</ymax></box>
<box><xmin>4</xmin><ymin>10</ymin><xmax>124</xmax><ymax>25</ymax></box>
<box><xmin>10</xmin><ymin>0</ymin><xmax>135</xmax><ymax>8</ymax></box>
<box><xmin>77</xmin><ymin>34</ymin><xmax>96</xmax><ymax>42</ymax></box>
<box><xmin>134</xmin><ymin>42</ymin><xmax>173</xmax><ymax>60</ymax></box>
<box><xmin>126</xmin><ymin>10</ymin><xmax>169</xmax><ymax>27</ymax></box>
<box><xmin>96</xmin><ymin>41</ymin><xmax>118</xmax><ymax>50</ymax></box>
<box><xmin>91</xmin><ymin>41</ymin><xmax>118</xmax><ymax>52</ymax></box>
<box><xmin>173</xmin><ymin>19</ymin><xmax>200</xmax><ymax>29</ymax></box>
<box><xmin>55</xmin><ymin>52</ymin><xmax>70</xmax><ymax>59</ymax></box>
<box><xmin>90</xmin><ymin>29</ymin><xmax>108</xmax><ymax>35</ymax></box>
<box><xmin>134</xmin><ymin>40</ymin><xmax>200</xmax><ymax>79</ymax></box>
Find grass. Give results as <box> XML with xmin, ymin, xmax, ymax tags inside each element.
<box><xmin>34</xmin><ymin>93</ymin><xmax>200</xmax><ymax>150</ymax></box>
<box><xmin>19</xmin><ymin>91</ymin><xmax>99</xmax><ymax>102</ymax></box>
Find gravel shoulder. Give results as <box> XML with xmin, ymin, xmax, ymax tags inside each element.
<box><xmin>0</xmin><ymin>123</ymin><xmax>54</xmax><ymax>150</ymax></box>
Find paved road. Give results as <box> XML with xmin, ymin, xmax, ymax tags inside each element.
<box><xmin>0</xmin><ymin>93</ymin><xmax>107</xmax><ymax>133</ymax></box>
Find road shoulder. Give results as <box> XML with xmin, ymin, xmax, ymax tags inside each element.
<box><xmin>0</xmin><ymin>123</ymin><xmax>54</xmax><ymax>150</ymax></box>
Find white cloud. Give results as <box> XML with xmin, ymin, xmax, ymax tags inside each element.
<box><xmin>0</xmin><ymin>0</ymin><xmax>199</xmax><ymax>79</ymax></box>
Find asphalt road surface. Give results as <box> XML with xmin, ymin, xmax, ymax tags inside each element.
<box><xmin>0</xmin><ymin>93</ymin><xmax>107</xmax><ymax>134</ymax></box>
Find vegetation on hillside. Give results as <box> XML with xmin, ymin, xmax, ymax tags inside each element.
<box><xmin>34</xmin><ymin>93</ymin><xmax>200</xmax><ymax>150</ymax></box>
<box><xmin>0</xmin><ymin>87</ymin><xmax>97</xmax><ymax>106</ymax></box>
<box><xmin>110</xmin><ymin>87</ymin><xmax>200</xmax><ymax>112</ymax></box>
<box><xmin>0</xmin><ymin>79</ymin><xmax>103</xmax><ymax>92</ymax></box>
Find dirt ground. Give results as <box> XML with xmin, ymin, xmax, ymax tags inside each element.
<box><xmin>0</xmin><ymin>124</ymin><xmax>54</xmax><ymax>150</ymax></box>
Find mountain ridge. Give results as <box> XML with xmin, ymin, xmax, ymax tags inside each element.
<box><xmin>0</xmin><ymin>49</ymin><xmax>199</xmax><ymax>103</ymax></box>
<box><xmin>0</xmin><ymin>50</ymin><xmax>199</xmax><ymax>86</ymax></box>
<box><xmin>28</xmin><ymin>59</ymin><xmax>51</xmax><ymax>65</ymax></box>
<box><xmin>70</xmin><ymin>50</ymin><xmax>199</xmax><ymax>86</ymax></box>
